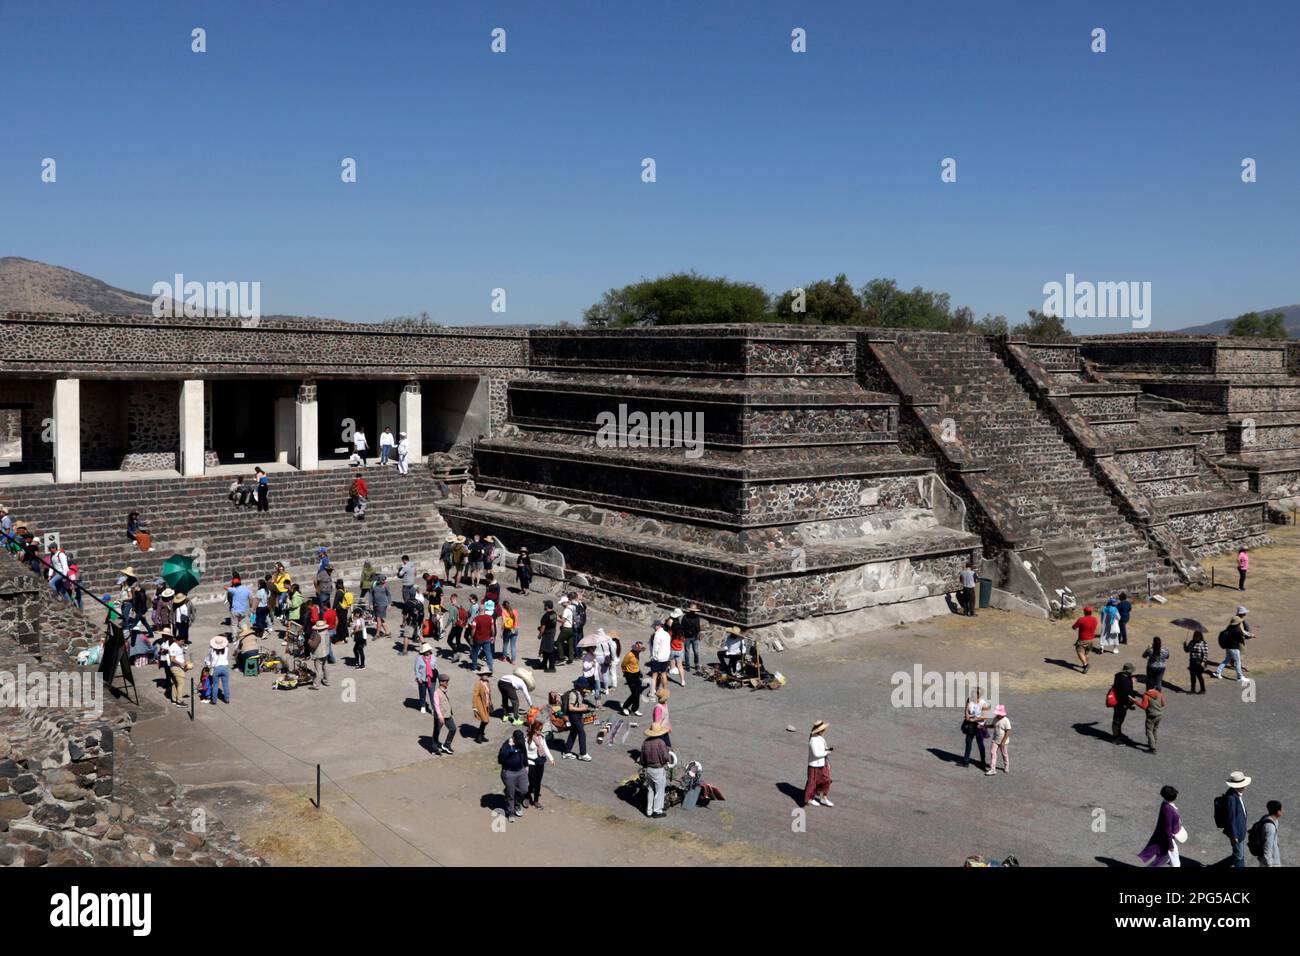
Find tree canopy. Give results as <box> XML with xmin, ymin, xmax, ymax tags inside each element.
<box><xmin>1227</xmin><ymin>311</ymin><xmax>1287</xmax><ymax>339</ymax></box>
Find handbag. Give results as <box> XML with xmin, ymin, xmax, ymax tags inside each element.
<box><xmin>1174</xmin><ymin>826</ymin><xmax>1188</xmax><ymax>844</ymax></box>
<box><xmin>1105</xmin><ymin>687</ymin><xmax>1118</xmax><ymax>708</ymax></box>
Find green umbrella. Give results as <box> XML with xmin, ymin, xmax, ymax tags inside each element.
<box><xmin>161</xmin><ymin>554</ymin><xmax>202</xmax><ymax>594</ymax></box>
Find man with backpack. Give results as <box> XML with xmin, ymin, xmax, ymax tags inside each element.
<box><xmin>1215</xmin><ymin>771</ymin><xmax>1251</xmax><ymax>867</ymax></box>
<box><xmin>1213</xmin><ymin>611</ymin><xmax>1250</xmax><ymax>681</ymax></box>
<box><xmin>561</xmin><ymin>677</ymin><xmax>593</xmax><ymax>761</ymax></box>
<box><xmin>1250</xmin><ymin>801</ymin><xmax>1283</xmax><ymax>866</ymax></box>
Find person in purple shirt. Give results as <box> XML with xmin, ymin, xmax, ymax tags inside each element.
<box><xmin>1138</xmin><ymin>785</ymin><xmax>1184</xmax><ymax>867</ymax></box>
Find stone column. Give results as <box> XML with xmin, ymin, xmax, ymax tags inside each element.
<box><xmin>178</xmin><ymin>379</ymin><xmax>206</xmax><ymax>477</ymax></box>
<box><xmin>273</xmin><ymin>396</ymin><xmax>295</xmax><ymax>464</ymax></box>
<box><xmin>295</xmin><ymin>381</ymin><xmax>319</xmax><ymax>470</ymax></box>
<box><xmin>399</xmin><ymin>380</ymin><xmax>422</xmax><ymax>463</ymax></box>
<box><xmin>52</xmin><ymin>378</ymin><xmax>81</xmax><ymax>484</ymax></box>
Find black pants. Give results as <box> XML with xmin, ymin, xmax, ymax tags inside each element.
<box><xmin>566</xmin><ymin>714</ymin><xmax>587</xmax><ymax>755</ymax></box>
<box><xmin>475</xmin><ymin>721</ymin><xmax>488</xmax><ymax>742</ymax></box>
<box><xmin>1239</xmin><ymin>570</ymin><xmax>1246</xmax><ymax>590</ymax></box>
<box><xmin>718</xmin><ymin>651</ymin><xmax>742</xmax><ymax>674</ymax></box>
<box><xmin>1112</xmin><ymin>705</ymin><xmax>1129</xmax><ymax>739</ymax></box>
<box><xmin>623</xmin><ymin>673</ymin><xmax>643</xmax><ymax>713</ymax></box>
<box><xmin>498</xmin><ymin>680</ymin><xmax>520</xmax><ymax>718</ymax></box>
<box><xmin>541</xmin><ymin>650</ymin><xmax>556</xmax><ymax>673</ymax></box>
<box><xmin>1188</xmin><ymin>664</ymin><xmax>1205</xmax><ymax>694</ymax></box>
<box><xmin>559</xmin><ymin>628</ymin><xmax>575</xmax><ymax>662</ymax></box>
<box><xmin>353</xmin><ymin>638</ymin><xmax>366</xmax><ymax>667</ymax></box>
<box><xmin>448</xmin><ymin>626</ymin><xmax>464</xmax><ymax>653</ymax></box>
<box><xmin>964</xmin><ymin>586</ymin><xmax>977</xmax><ymax>616</ymax></box>
<box><xmin>962</xmin><ymin>727</ymin><xmax>986</xmax><ymax>765</ymax></box>
<box><xmin>528</xmin><ymin>761</ymin><xmax>546</xmax><ymax>803</ymax></box>
<box><xmin>256</xmin><ymin>485</ymin><xmax>268</xmax><ymax>511</ymax></box>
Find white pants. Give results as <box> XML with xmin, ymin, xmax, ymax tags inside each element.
<box><xmin>397</xmin><ymin>454</ymin><xmax>409</xmax><ymax>475</ymax></box>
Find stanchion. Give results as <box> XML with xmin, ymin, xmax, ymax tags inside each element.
<box><xmin>189</xmin><ymin>677</ymin><xmax>195</xmax><ymax>720</ymax></box>
<box><xmin>314</xmin><ymin>764</ymin><xmax>321</xmax><ymax>809</ymax></box>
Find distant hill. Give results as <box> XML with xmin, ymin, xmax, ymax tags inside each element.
<box><xmin>0</xmin><ymin>256</ymin><xmax>163</xmax><ymax>315</ymax></box>
<box><xmin>1179</xmin><ymin>305</ymin><xmax>1300</xmax><ymax>338</ymax></box>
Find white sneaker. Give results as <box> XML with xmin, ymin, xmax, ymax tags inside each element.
<box><xmin>807</xmin><ymin>798</ymin><xmax>820</xmax><ymax>807</ymax></box>
<box><xmin>819</xmin><ymin>798</ymin><xmax>834</xmax><ymax>807</ymax></box>
<box><xmin>420</xmin><ymin>706</ymin><xmax>428</xmax><ymax>714</ymax></box>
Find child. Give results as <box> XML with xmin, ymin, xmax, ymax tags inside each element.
<box><xmin>198</xmin><ymin>666</ymin><xmax>213</xmax><ymax>702</ymax></box>
<box><xmin>581</xmin><ymin>645</ymin><xmax>600</xmax><ymax>699</ymax></box>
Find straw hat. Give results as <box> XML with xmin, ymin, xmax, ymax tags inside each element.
<box><xmin>724</xmin><ymin>625</ymin><xmax>742</xmax><ymax>636</ymax></box>
<box><xmin>1225</xmin><ymin>771</ymin><xmax>1252</xmax><ymax>789</ymax></box>
<box><xmin>119</xmin><ymin>566</ymin><xmax>137</xmax><ymax>577</ymax></box>
<box><xmin>209</xmin><ymin>635</ymin><xmax>229</xmax><ymax>650</ymax></box>
<box><xmin>454</xmin><ymin>535</ymin><xmax>466</xmax><ymax>543</ymax></box>
<box><xmin>1236</xmin><ymin>606</ymin><xmax>1248</xmax><ymax>616</ymax></box>
<box><xmin>444</xmin><ymin>533</ymin><xmax>456</xmax><ymax>543</ymax></box>
<box><xmin>312</xmin><ymin>620</ymin><xmax>329</xmax><ymax>631</ymax></box>
<box><xmin>644</xmin><ymin>722</ymin><xmax>669</xmax><ymax>738</ymax></box>
<box><xmin>161</xmin><ymin>587</ymin><xmax>175</xmax><ymax>599</ymax></box>
<box><xmin>669</xmin><ymin>608</ymin><xmax>683</xmax><ymax>619</ymax></box>
<box><xmin>810</xmin><ymin>720</ymin><xmax>829</xmax><ymax>735</ymax></box>
<box><xmin>418</xmin><ymin>643</ymin><xmax>433</xmax><ymax>654</ymax></box>
<box><xmin>238</xmin><ymin>626</ymin><xmax>256</xmax><ymax>638</ymax></box>
<box><xmin>513</xmin><ymin>665</ymin><xmax>536</xmax><ymax>691</ymax></box>
<box><xmin>688</xmin><ymin>604</ymin><xmax>700</xmax><ymax>612</ymax></box>
<box><xmin>157</xmin><ymin>627</ymin><xmax>174</xmax><ymax>638</ymax></box>
<box><xmin>173</xmin><ymin>592</ymin><xmax>188</xmax><ymax>604</ymax></box>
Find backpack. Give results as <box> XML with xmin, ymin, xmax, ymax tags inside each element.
<box><xmin>306</xmin><ymin>630</ymin><xmax>321</xmax><ymax>654</ymax></box>
<box><xmin>564</xmin><ymin>689</ymin><xmax>582</xmax><ymax>717</ymax></box>
<box><xmin>1213</xmin><ymin>794</ymin><xmax>1230</xmax><ymax>830</ymax></box>
<box><xmin>572</xmin><ymin>602</ymin><xmax>587</xmax><ymax>631</ymax></box>
<box><xmin>1217</xmin><ymin>628</ymin><xmax>1231</xmax><ymax>650</ymax></box>
<box><xmin>1246</xmin><ymin>817</ymin><xmax>1269</xmax><ymax>857</ymax></box>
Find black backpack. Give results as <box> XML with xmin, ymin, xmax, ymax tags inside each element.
<box><xmin>1217</xmin><ymin>628</ymin><xmax>1231</xmax><ymax>650</ymax></box>
<box><xmin>1213</xmin><ymin>794</ymin><xmax>1230</xmax><ymax>830</ymax></box>
<box><xmin>1246</xmin><ymin>817</ymin><xmax>1268</xmax><ymax>857</ymax></box>
<box><xmin>572</xmin><ymin>602</ymin><xmax>587</xmax><ymax>631</ymax></box>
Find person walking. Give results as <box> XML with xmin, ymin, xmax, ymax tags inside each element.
<box><xmin>351</xmin><ymin>607</ymin><xmax>370</xmax><ymax>669</ymax></box>
<box><xmin>537</xmin><ymin>599</ymin><xmax>558</xmax><ymax>673</ymax></box>
<box><xmin>558</xmin><ymin>595</ymin><xmax>576</xmax><ymax>664</ymax></box>
<box><xmin>1138</xmin><ymin>785</ymin><xmax>1186</xmax><ymax>867</ymax></box>
<box><xmin>499</xmin><ymin>600</ymin><xmax>519</xmax><ymax>663</ymax></box>
<box><xmin>1109</xmin><ymin>663</ymin><xmax>1137</xmax><ymax>744</ymax></box>
<box><xmin>667</xmin><ymin>608</ymin><xmax>687</xmax><ymax>686</ymax></box>
<box><xmin>353</xmin><ymin>426</ymin><xmax>369</xmax><ymax>466</ymax></box>
<box><xmin>649</xmin><ymin>618</ymin><xmax>671</xmax><ymax>697</ymax></box>
<box><xmin>205</xmin><ymin>635</ymin><xmax>232</xmax><ymax>705</ymax></box>
<box><xmin>524</xmin><ymin>720</ymin><xmax>554</xmax><ymax>810</ymax></box>
<box><xmin>227</xmin><ymin>577</ymin><xmax>252</xmax><ymax>634</ymax></box>
<box><xmin>1116</xmin><ymin>591</ymin><xmax>1132</xmax><ymax>645</ymax></box>
<box><xmin>439</xmin><ymin>534</ymin><xmax>456</xmax><ymax>583</ymax></box>
<box><xmin>472</xmin><ymin>668</ymin><xmax>493</xmax><ymax>743</ymax></box>
<box><xmin>958</xmin><ymin>564</ymin><xmax>978</xmax><ymax>616</ymax></box>
<box><xmin>515</xmin><ymin>546</ymin><xmax>533</xmax><ymax>595</ymax></box>
<box><xmin>1255</xmin><ymin>801</ymin><xmax>1283</xmax><ymax>867</ymax></box>
<box><xmin>379</xmin><ymin>426</ymin><xmax>395</xmax><ymax>466</ymax></box>
<box><xmin>1072</xmin><ymin>606</ymin><xmax>1099</xmax><ymax>673</ymax></box>
<box><xmin>432</xmin><ymin>674</ymin><xmax>456</xmax><ymax>755</ymax></box>
<box><xmin>498</xmin><ymin>729</ymin><xmax>530</xmax><ymax>820</ymax></box>
<box><xmin>1142</xmin><ymin>636</ymin><xmax>1169</xmax><ymax>692</ymax></box>
<box><xmin>561</xmin><ymin>677</ymin><xmax>592</xmax><ymax>761</ymax></box>
<box><xmin>1219</xmin><ymin>771</ymin><xmax>1251</xmax><ymax>867</ymax></box>
<box><xmin>350</xmin><ymin>473</ymin><xmax>369</xmax><ymax>520</ymax></box>
<box><xmin>1212</xmin><ymin>613</ymin><xmax>1250</xmax><ymax>681</ymax></box>
<box><xmin>640</xmin><ymin>722</ymin><xmax>672</xmax><ymax>819</ymax></box>
<box><xmin>681</xmin><ymin>604</ymin><xmax>701</xmax><ymax>674</ymax></box>
<box><xmin>961</xmin><ymin>690</ymin><xmax>989</xmax><ymax>768</ymax></box>
<box><xmin>414</xmin><ymin>642</ymin><xmax>437</xmax><ymax>713</ymax></box>
<box><xmin>396</xmin><ymin>431</ymin><xmax>410</xmax><ymax>475</ymax></box>
<box><xmin>1184</xmin><ymin>630</ymin><xmax>1209</xmax><ymax>694</ymax></box>
<box><xmin>984</xmin><ymin>704</ymin><xmax>1011</xmax><ymax>776</ymax></box>
<box><xmin>803</xmin><ymin>720</ymin><xmax>833</xmax><ymax>808</ymax></box>
<box><xmin>1133</xmin><ymin>683</ymin><xmax>1165</xmax><ymax>754</ymax></box>
<box><xmin>470</xmin><ymin>600</ymin><xmax>495</xmax><ymax>674</ymax></box>
<box><xmin>621</xmin><ymin>641</ymin><xmax>646</xmax><ymax>716</ymax></box>
<box><xmin>1099</xmin><ymin>598</ymin><xmax>1121</xmax><ymax>654</ymax></box>
<box><xmin>1237</xmin><ymin>547</ymin><xmax>1249</xmax><ymax>591</ymax></box>
<box><xmin>370</xmin><ymin>574</ymin><xmax>391</xmax><ymax>639</ymax></box>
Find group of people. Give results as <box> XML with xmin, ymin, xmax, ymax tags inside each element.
<box><xmin>1</xmin><ymin>506</ymin><xmax>85</xmax><ymax>609</ymax></box>
<box><xmin>226</xmin><ymin>469</ymin><xmax>270</xmax><ymax>511</ymax></box>
<box><xmin>346</xmin><ymin>425</ymin><xmax>411</xmax><ymax>474</ymax></box>
<box><xmin>1069</xmin><ymin>592</ymin><xmax>1133</xmax><ymax>671</ymax></box>
<box><xmin>1139</xmin><ymin>771</ymin><xmax>1283</xmax><ymax>867</ymax></box>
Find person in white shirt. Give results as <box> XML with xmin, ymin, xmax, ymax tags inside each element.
<box><xmin>717</xmin><ymin>625</ymin><xmax>746</xmax><ymax>676</ymax></box>
<box><xmin>496</xmin><ymin>672</ymin><xmax>534</xmax><ymax>724</ymax></box>
<box><xmin>804</xmin><ymin>720</ymin><xmax>833</xmax><ymax>807</ymax></box>
<box><xmin>353</xmin><ymin>427</ymin><xmax>369</xmax><ymax>466</ymax></box>
<box><xmin>162</xmin><ymin>630</ymin><xmax>187</xmax><ymax>707</ymax></box>
<box><xmin>958</xmin><ymin>565</ymin><xmax>978</xmax><ymax>616</ymax></box>
<box><xmin>50</xmin><ymin>546</ymin><xmax>70</xmax><ymax>599</ymax></box>
<box><xmin>379</xmin><ymin>427</ymin><xmax>395</xmax><ymax>465</ymax></box>
<box><xmin>397</xmin><ymin>432</ymin><xmax>410</xmax><ymax>475</ymax></box>
<box><xmin>650</xmin><ymin>620</ymin><xmax>672</xmax><ymax>697</ymax></box>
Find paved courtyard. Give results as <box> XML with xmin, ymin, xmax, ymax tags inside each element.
<box><xmin>129</xmin><ymin>528</ymin><xmax>1300</xmax><ymax>867</ymax></box>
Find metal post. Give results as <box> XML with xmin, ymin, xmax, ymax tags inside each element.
<box><xmin>315</xmin><ymin>764</ymin><xmax>321</xmax><ymax>809</ymax></box>
<box><xmin>189</xmin><ymin>677</ymin><xmax>195</xmax><ymax>720</ymax></box>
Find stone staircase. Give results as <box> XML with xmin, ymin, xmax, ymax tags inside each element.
<box><xmin>0</xmin><ymin>465</ymin><xmax>451</xmax><ymax>597</ymax></box>
<box><xmin>890</xmin><ymin>333</ymin><xmax>1182</xmax><ymax>599</ymax></box>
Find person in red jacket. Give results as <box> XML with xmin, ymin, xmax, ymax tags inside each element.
<box><xmin>1072</xmin><ymin>606</ymin><xmax>1099</xmax><ymax>674</ymax></box>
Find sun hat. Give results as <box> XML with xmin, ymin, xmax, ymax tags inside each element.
<box><xmin>1226</xmin><ymin>771</ymin><xmax>1252</xmax><ymax>789</ymax></box>
<box><xmin>669</xmin><ymin>608</ymin><xmax>683</xmax><ymax>619</ymax></box>
<box><xmin>437</xmin><ymin>673</ymin><xmax>449</xmax><ymax>683</ymax></box>
<box><xmin>418</xmin><ymin>643</ymin><xmax>433</xmax><ymax>654</ymax></box>
<box><xmin>238</xmin><ymin>625</ymin><xmax>256</xmax><ymax>637</ymax></box>
<box><xmin>119</xmin><ymin>566</ymin><xmax>137</xmax><ymax>577</ymax></box>
<box><xmin>519</xmin><ymin>546</ymin><xmax>528</xmax><ymax>553</ymax></box>
<box><xmin>724</xmin><ymin>625</ymin><xmax>742</xmax><ymax>636</ymax></box>
<box><xmin>810</xmin><ymin>720</ymin><xmax>829</xmax><ymax>735</ymax></box>
<box><xmin>688</xmin><ymin>604</ymin><xmax>699</xmax><ymax>612</ymax></box>
<box><xmin>644</xmin><ymin>723</ymin><xmax>669</xmax><ymax>738</ymax></box>
<box><xmin>994</xmin><ymin>704</ymin><xmax>1007</xmax><ymax>717</ymax></box>
<box><xmin>161</xmin><ymin>587</ymin><xmax>175</xmax><ymax>598</ymax></box>
<box><xmin>312</xmin><ymin>620</ymin><xmax>329</xmax><ymax>631</ymax></box>
<box><xmin>157</xmin><ymin>627</ymin><xmax>174</xmax><ymax>638</ymax></box>
<box><xmin>513</xmin><ymin>666</ymin><xmax>536</xmax><ymax>691</ymax></box>
<box><xmin>444</xmin><ymin>533</ymin><xmax>456</xmax><ymax>542</ymax></box>
<box><xmin>209</xmin><ymin>635</ymin><xmax>229</xmax><ymax>650</ymax></box>
<box><xmin>1236</xmin><ymin>606</ymin><xmax>1248</xmax><ymax>616</ymax></box>
<box><xmin>173</xmin><ymin>592</ymin><xmax>188</xmax><ymax>604</ymax></box>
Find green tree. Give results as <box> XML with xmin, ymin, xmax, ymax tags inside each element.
<box><xmin>582</xmin><ymin>272</ymin><xmax>771</xmax><ymax>327</ymax></box>
<box><xmin>380</xmin><ymin>310</ymin><xmax>441</xmax><ymax>328</ymax></box>
<box><xmin>773</xmin><ymin>273</ymin><xmax>864</xmax><ymax>324</ymax></box>
<box><xmin>1011</xmin><ymin>310</ymin><xmax>1071</xmax><ymax>342</ymax></box>
<box><xmin>1227</xmin><ymin>311</ymin><xmax>1287</xmax><ymax>338</ymax></box>
<box><xmin>859</xmin><ymin>278</ymin><xmax>953</xmax><ymax>330</ymax></box>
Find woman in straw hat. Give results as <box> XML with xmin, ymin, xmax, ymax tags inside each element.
<box><xmin>804</xmin><ymin>721</ymin><xmax>834</xmax><ymax>808</ymax></box>
<box><xmin>205</xmin><ymin>635</ymin><xmax>232</xmax><ymax>705</ymax></box>
<box><xmin>472</xmin><ymin>668</ymin><xmax>493</xmax><ymax>743</ymax></box>
<box><xmin>651</xmin><ymin>687</ymin><xmax>672</xmax><ymax>748</ymax></box>
<box><xmin>640</xmin><ymin>722</ymin><xmax>672</xmax><ymax>819</ymax></box>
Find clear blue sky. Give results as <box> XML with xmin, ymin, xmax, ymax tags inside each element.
<box><xmin>1</xmin><ymin>0</ymin><xmax>1296</xmax><ymax>332</ymax></box>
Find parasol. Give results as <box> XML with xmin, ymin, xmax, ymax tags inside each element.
<box><xmin>161</xmin><ymin>554</ymin><xmax>202</xmax><ymax>594</ymax></box>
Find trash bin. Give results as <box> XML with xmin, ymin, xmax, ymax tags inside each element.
<box><xmin>978</xmin><ymin>578</ymin><xmax>993</xmax><ymax>609</ymax></box>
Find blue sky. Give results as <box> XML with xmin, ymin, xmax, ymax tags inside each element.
<box><xmin>1</xmin><ymin>0</ymin><xmax>1296</xmax><ymax>331</ymax></box>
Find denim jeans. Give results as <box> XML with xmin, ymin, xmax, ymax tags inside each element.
<box><xmin>500</xmin><ymin>629</ymin><xmax>518</xmax><ymax>661</ymax></box>
<box><xmin>417</xmin><ymin>680</ymin><xmax>434</xmax><ymax>711</ymax></box>
<box><xmin>1215</xmin><ymin>648</ymin><xmax>1243</xmax><ymax>680</ymax></box>
<box><xmin>211</xmin><ymin>665</ymin><xmax>231</xmax><ymax>703</ymax></box>
<box><xmin>1230</xmin><ymin>837</ymin><xmax>1246</xmax><ymax>867</ymax></box>
<box><xmin>380</xmin><ymin>446</ymin><xmax>391</xmax><ymax>465</ymax></box>
<box><xmin>471</xmin><ymin>641</ymin><xmax>495</xmax><ymax>672</ymax></box>
<box><xmin>683</xmin><ymin>638</ymin><xmax>700</xmax><ymax>670</ymax></box>
<box><xmin>962</xmin><ymin>728</ymin><xmax>986</xmax><ymax>766</ymax></box>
